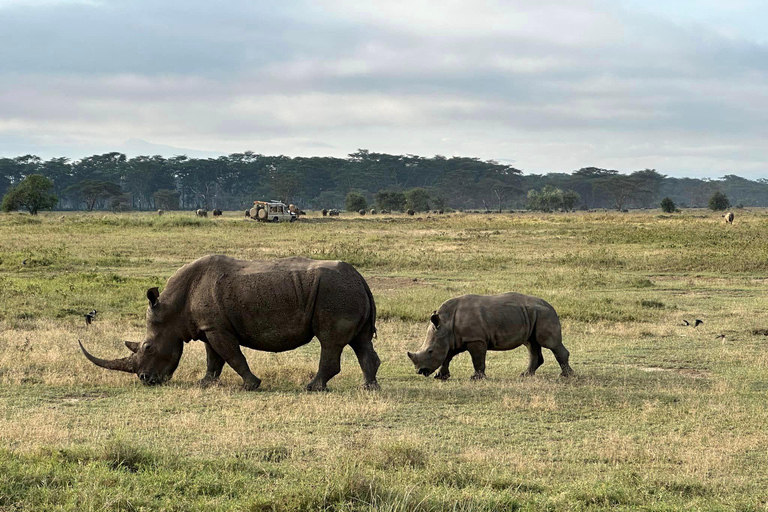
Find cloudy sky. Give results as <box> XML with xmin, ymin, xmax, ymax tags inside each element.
<box><xmin>0</xmin><ymin>0</ymin><xmax>766</xmax><ymax>178</ymax></box>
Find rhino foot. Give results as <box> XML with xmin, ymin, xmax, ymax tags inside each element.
<box><xmin>242</xmin><ymin>376</ymin><xmax>262</xmax><ymax>391</ymax></box>
<box><xmin>519</xmin><ymin>370</ymin><xmax>536</xmax><ymax>378</ymax></box>
<box><xmin>363</xmin><ymin>380</ymin><xmax>380</xmax><ymax>391</ymax></box>
<box><xmin>560</xmin><ymin>367</ymin><xmax>574</xmax><ymax>377</ymax></box>
<box><xmin>198</xmin><ymin>376</ymin><xmax>221</xmax><ymax>388</ymax></box>
<box><xmin>306</xmin><ymin>381</ymin><xmax>328</xmax><ymax>392</ymax></box>
<box><xmin>470</xmin><ymin>372</ymin><xmax>486</xmax><ymax>381</ymax></box>
<box><xmin>434</xmin><ymin>372</ymin><xmax>451</xmax><ymax>380</ymax></box>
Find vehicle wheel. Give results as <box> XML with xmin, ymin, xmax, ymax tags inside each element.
<box><xmin>290</xmin><ymin>216</ymin><xmax>297</xmax><ymax>222</ymax></box>
<box><xmin>272</xmin><ymin>217</ymin><xmax>279</xmax><ymax>223</ymax></box>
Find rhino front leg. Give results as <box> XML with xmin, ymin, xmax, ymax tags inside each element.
<box><xmin>435</xmin><ymin>348</ymin><xmax>464</xmax><ymax>380</ymax></box>
<box><xmin>307</xmin><ymin>343</ymin><xmax>343</xmax><ymax>391</ymax></box>
<box><xmin>466</xmin><ymin>342</ymin><xmax>487</xmax><ymax>380</ymax></box>
<box><xmin>206</xmin><ymin>331</ymin><xmax>261</xmax><ymax>391</ymax></box>
<box><xmin>198</xmin><ymin>342</ymin><xmax>225</xmax><ymax>388</ymax></box>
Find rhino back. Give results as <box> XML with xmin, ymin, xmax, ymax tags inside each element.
<box><xmin>444</xmin><ymin>293</ymin><xmax>558</xmax><ymax>350</ymax></box>
<box><xmin>166</xmin><ymin>255</ymin><xmax>372</xmax><ymax>352</ymax></box>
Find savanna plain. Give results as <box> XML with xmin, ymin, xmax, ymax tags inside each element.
<box><xmin>1</xmin><ymin>209</ymin><xmax>767</xmax><ymax>511</ymax></box>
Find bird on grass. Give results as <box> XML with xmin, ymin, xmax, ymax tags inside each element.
<box><xmin>681</xmin><ymin>320</ymin><xmax>690</xmax><ymax>326</ymax></box>
<box><xmin>715</xmin><ymin>334</ymin><xmax>726</xmax><ymax>343</ymax></box>
<box><xmin>84</xmin><ymin>310</ymin><xmax>97</xmax><ymax>327</ymax></box>
<box><xmin>694</xmin><ymin>319</ymin><xmax>704</xmax><ymax>327</ymax></box>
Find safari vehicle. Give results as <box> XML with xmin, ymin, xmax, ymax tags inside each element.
<box><xmin>250</xmin><ymin>200</ymin><xmax>297</xmax><ymax>223</ymax></box>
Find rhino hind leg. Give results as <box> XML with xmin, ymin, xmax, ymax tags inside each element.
<box><xmin>553</xmin><ymin>345</ymin><xmax>573</xmax><ymax>377</ymax></box>
<box><xmin>198</xmin><ymin>342</ymin><xmax>226</xmax><ymax>388</ymax></box>
<box><xmin>349</xmin><ymin>332</ymin><xmax>381</xmax><ymax>390</ymax></box>
<box><xmin>206</xmin><ymin>331</ymin><xmax>262</xmax><ymax>390</ymax></box>
<box><xmin>521</xmin><ymin>341</ymin><xmax>545</xmax><ymax>377</ymax></box>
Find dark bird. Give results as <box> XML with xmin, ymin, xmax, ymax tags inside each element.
<box><xmin>715</xmin><ymin>334</ymin><xmax>726</xmax><ymax>344</ymax></box>
<box><xmin>21</xmin><ymin>259</ymin><xmax>27</xmax><ymax>266</ymax></box>
<box><xmin>694</xmin><ymin>319</ymin><xmax>704</xmax><ymax>327</ymax></box>
<box><xmin>84</xmin><ymin>310</ymin><xmax>97</xmax><ymax>327</ymax></box>
<box><xmin>681</xmin><ymin>319</ymin><xmax>690</xmax><ymax>326</ymax></box>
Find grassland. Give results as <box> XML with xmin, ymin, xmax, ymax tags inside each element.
<box><xmin>1</xmin><ymin>209</ymin><xmax>768</xmax><ymax>511</ymax></box>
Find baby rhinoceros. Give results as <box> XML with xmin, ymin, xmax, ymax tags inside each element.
<box><xmin>407</xmin><ymin>293</ymin><xmax>573</xmax><ymax>381</ymax></box>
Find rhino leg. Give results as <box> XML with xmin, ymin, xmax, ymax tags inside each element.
<box><xmin>206</xmin><ymin>331</ymin><xmax>262</xmax><ymax>391</ymax></box>
<box><xmin>552</xmin><ymin>345</ymin><xmax>573</xmax><ymax>377</ymax></box>
<box><xmin>198</xmin><ymin>342</ymin><xmax>225</xmax><ymax>388</ymax></box>
<box><xmin>349</xmin><ymin>333</ymin><xmax>381</xmax><ymax>390</ymax></box>
<box><xmin>435</xmin><ymin>348</ymin><xmax>464</xmax><ymax>380</ymax></box>
<box><xmin>521</xmin><ymin>341</ymin><xmax>544</xmax><ymax>377</ymax></box>
<box><xmin>466</xmin><ymin>342</ymin><xmax>487</xmax><ymax>380</ymax></box>
<box><xmin>307</xmin><ymin>343</ymin><xmax>344</xmax><ymax>391</ymax></box>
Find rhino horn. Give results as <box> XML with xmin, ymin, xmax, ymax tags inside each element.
<box><xmin>79</xmin><ymin>340</ymin><xmax>136</xmax><ymax>373</ymax></box>
<box><xmin>124</xmin><ymin>340</ymin><xmax>140</xmax><ymax>353</ymax></box>
<box><xmin>407</xmin><ymin>351</ymin><xmax>417</xmax><ymax>363</ymax></box>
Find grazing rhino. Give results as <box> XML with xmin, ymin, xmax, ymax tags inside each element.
<box><xmin>723</xmin><ymin>212</ymin><xmax>734</xmax><ymax>224</ymax></box>
<box><xmin>407</xmin><ymin>293</ymin><xmax>573</xmax><ymax>380</ymax></box>
<box><xmin>157</xmin><ymin>209</ymin><xmax>164</xmax><ymax>216</ymax></box>
<box><xmin>196</xmin><ymin>209</ymin><xmax>208</xmax><ymax>217</ymax></box>
<box><xmin>79</xmin><ymin>255</ymin><xmax>380</xmax><ymax>391</ymax></box>
<box><xmin>212</xmin><ymin>209</ymin><xmax>222</xmax><ymax>217</ymax></box>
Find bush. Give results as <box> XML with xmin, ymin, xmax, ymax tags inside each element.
<box><xmin>708</xmin><ymin>191</ymin><xmax>730</xmax><ymax>211</ymax></box>
<box><xmin>405</xmin><ymin>188</ymin><xmax>431</xmax><ymax>212</ymax></box>
<box><xmin>345</xmin><ymin>191</ymin><xmax>367</xmax><ymax>212</ymax></box>
<box><xmin>660</xmin><ymin>197</ymin><xmax>676</xmax><ymax>213</ymax></box>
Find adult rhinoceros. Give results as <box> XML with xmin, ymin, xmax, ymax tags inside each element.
<box><xmin>80</xmin><ymin>255</ymin><xmax>380</xmax><ymax>391</ymax></box>
<box><xmin>407</xmin><ymin>293</ymin><xmax>573</xmax><ymax>380</ymax></box>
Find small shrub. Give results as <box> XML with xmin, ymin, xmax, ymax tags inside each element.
<box><xmin>660</xmin><ymin>197</ymin><xmax>676</xmax><ymax>213</ymax></box>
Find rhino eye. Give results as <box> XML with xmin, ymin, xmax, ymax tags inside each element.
<box><xmin>428</xmin><ymin>349</ymin><xmax>433</xmax><ymax>354</ymax></box>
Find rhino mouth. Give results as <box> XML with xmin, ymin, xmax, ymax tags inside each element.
<box><xmin>418</xmin><ymin>367</ymin><xmax>434</xmax><ymax>377</ymax></box>
<box><xmin>138</xmin><ymin>373</ymin><xmax>164</xmax><ymax>386</ymax></box>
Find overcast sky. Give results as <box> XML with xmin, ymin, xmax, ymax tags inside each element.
<box><xmin>1</xmin><ymin>0</ymin><xmax>766</xmax><ymax>178</ymax></box>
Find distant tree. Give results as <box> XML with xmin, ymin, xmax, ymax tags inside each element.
<box><xmin>375</xmin><ymin>190</ymin><xmax>407</xmax><ymax>211</ymax></box>
<box><xmin>708</xmin><ymin>191</ymin><xmax>730</xmax><ymax>211</ymax></box>
<box><xmin>154</xmin><ymin>189</ymin><xmax>180</xmax><ymax>210</ymax></box>
<box><xmin>110</xmin><ymin>193</ymin><xmax>132</xmax><ymax>212</ymax></box>
<box><xmin>561</xmin><ymin>190</ymin><xmax>581</xmax><ymax>211</ymax></box>
<box><xmin>65</xmin><ymin>180</ymin><xmax>122</xmax><ymax>211</ymax></box>
<box><xmin>527</xmin><ymin>185</ymin><xmax>564</xmax><ymax>212</ymax></box>
<box><xmin>405</xmin><ymin>188</ymin><xmax>431</xmax><ymax>212</ymax></box>
<box><xmin>345</xmin><ymin>191</ymin><xmax>367</xmax><ymax>212</ymax></box>
<box><xmin>660</xmin><ymin>197</ymin><xmax>677</xmax><ymax>213</ymax></box>
<box><xmin>593</xmin><ymin>175</ymin><xmax>641</xmax><ymax>210</ymax></box>
<box><xmin>1</xmin><ymin>174</ymin><xmax>58</xmax><ymax>215</ymax></box>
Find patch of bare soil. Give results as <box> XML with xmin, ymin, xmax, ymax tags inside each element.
<box><xmin>625</xmin><ymin>364</ymin><xmax>711</xmax><ymax>379</ymax></box>
<box><xmin>367</xmin><ymin>276</ymin><xmax>426</xmax><ymax>291</ymax></box>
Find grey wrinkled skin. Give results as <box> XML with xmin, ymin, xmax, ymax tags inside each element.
<box><xmin>407</xmin><ymin>293</ymin><xmax>573</xmax><ymax>381</ymax></box>
<box><xmin>80</xmin><ymin>255</ymin><xmax>380</xmax><ymax>391</ymax></box>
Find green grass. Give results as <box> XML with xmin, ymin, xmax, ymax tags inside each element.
<box><xmin>1</xmin><ymin>209</ymin><xmax>768</xmax><ymax>510</ymax></box>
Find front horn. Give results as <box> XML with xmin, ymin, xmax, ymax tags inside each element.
<box><xmin>79</xmin><ymin>340</ymin><xmax>136</xmax><ymax>373</ymax></box>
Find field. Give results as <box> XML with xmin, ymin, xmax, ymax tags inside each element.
<box><xmin>1</xmin><ymin>209</ymin><xmax>768</xmax><ymax>511</ymax></box>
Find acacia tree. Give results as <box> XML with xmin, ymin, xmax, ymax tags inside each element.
<box><xmin>1</xmin><ymin>174</ymin><xmax>58</xmax><ymax>215</ymax></box>
<box><xmin>64</xmin><ymin>180</ymin><xmax>122</xmax><ymax>211</ymax></box>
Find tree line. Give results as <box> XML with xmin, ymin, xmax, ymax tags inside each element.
<box><xmin>1</xmin><ymin>150</ymin><xmax>766</xmax><ymax>213</ymax></box>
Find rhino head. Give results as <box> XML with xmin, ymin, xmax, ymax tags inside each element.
<box><xmin>407</xmin><ymin>311</ymin><xmax>451</xmax><ymax>376</ymax></box>
<box><xmin>79</xmin><ymin>287</ymin><xmax>185</xmax><ymax>386</ymax></box>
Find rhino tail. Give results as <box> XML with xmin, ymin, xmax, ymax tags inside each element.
<box><xmin>361</xmin><ymin>277</ymin><xmax>377</xmax><ymax>339</ymax></box>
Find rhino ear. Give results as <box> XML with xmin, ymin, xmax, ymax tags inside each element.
<box><xmin>430</xmin><ymin>311</ymin><xmax>440</xmax><ymax>328</ymax></box>
<box><xmin>147</xmin><ymin>287</ymin><xmax>160</xmax><ymax>308</ymax></box>
<box><xmin>124</xmin><ymin>340</ymin><xmax>140</xmax><ymax>353</ymax></box>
